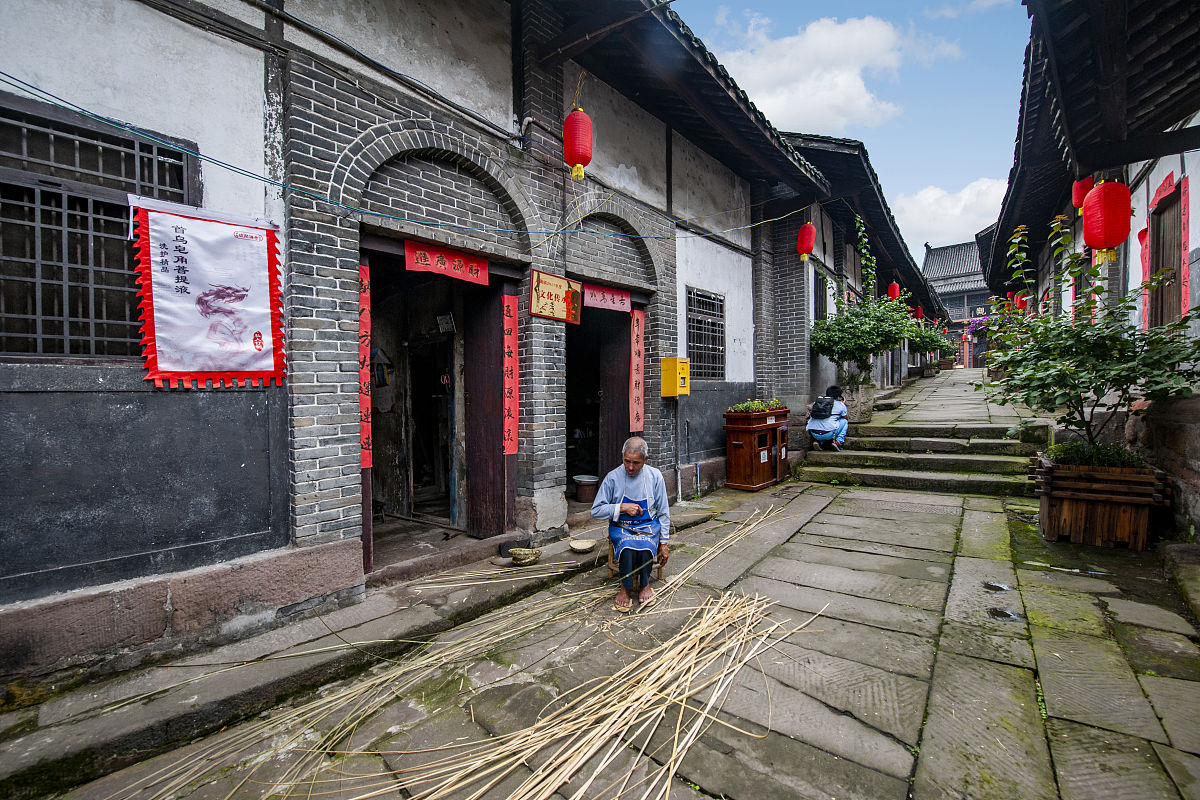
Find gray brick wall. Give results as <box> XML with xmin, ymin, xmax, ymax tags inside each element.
<box><xmin>279</xmin><ymin>0</ymin><xmax>783</xmax><ymax>537</ymax></box>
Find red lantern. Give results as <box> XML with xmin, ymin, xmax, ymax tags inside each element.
<box><xmin>943</xmin><ymin>327</ymin><xmax>949</xmax><ymax>334</ymax></box>
<box><xmin>887</xmin><ymin>281</ymin><xmax>900</xmax><ymax>300</ymax></box>
<box><xmin>1083</xmin><ymin>181</ymin><xmax>1131</xmax><ymax>264</ymax></box>
<box><xmin>563</xmin><ymin>108</ymin><xmax>592</xmax><ymax>180</ymax></box>
<box><xmin>1015</xmin><ymin>295</ymin><xmax>1028</xmax><ymax>311</ymax></box>
<box><xmin>796</xmin><ymin>222</ymin><xmax>816</xmax><ymax>262</ymax></box>
<box><xmin>1072</xmin><ymin>177</ymin><xmax>1095</xmax><ymax>214</ymax></box>
<box><xmin>1006</xmin><ymin>291</ymin><xmax>1015</xmax><ymax>300</ymax></box>
<box><xmin>915</xmin><ymin>307</ymin><xmax>924</xmax><ymax>319</ymax></box>
<box><xmin>962</xmin><ymin>333</ymin><xmax>968</xmax><ymax>341</ymax></box>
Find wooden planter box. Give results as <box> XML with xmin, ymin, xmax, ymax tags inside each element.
<box><xmin>724</xmin><ymin>408</ymin><xmax>789</xmax><ymax>491</ymax></box>
<box><xmin>938</xmin><ymin>357</ymin><xmax>955</xmax><ymax>370</ymax></box>
<box><xmin>1029</xmin><ymin>456</ymin><xmax>1171</xmax><ymax>551</ymax></box>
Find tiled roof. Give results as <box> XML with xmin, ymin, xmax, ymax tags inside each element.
<box><xmin>922</xmin><ymin>242</ymin><xmax>984</xmax><ymax>281</ymax></box>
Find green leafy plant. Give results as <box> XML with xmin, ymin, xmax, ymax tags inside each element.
<box><xmin>810</xmin><ymin>216</ymin><xmax>917</xmax><ymax>386</ymax></box>
<box><xmin>1046</xmin><ymin>441</ymin><xmax>1144</xmax><ymax>468</ymax></box>
<box><xmin>907</xmin><ymin>324</ymin><xmax>956</xmax><ymax>357</ymax></box>
<box><xmin>979</xmin><ymin>216</ymin><xmax>1200</xmax><ymax>460</ymax></box>
<box><xmin>726</xmin><ymin>397</ymin><xmax>786</xmax><ymax>413</ymax></box>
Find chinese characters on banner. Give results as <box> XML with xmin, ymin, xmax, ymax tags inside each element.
<box><xmin>404</xmin><ymin>241</ymin><xmax>488</xmax><ymax>286</ymax></box>
<box><xmin>629</xmin><ymin>309</ymin><xmax>645</xmax><ymax>432</ymax></box>
<box><xmin>502</xmin><ymin>295</ymin><xmax>519</xmax><ymax>454</ymax></box>
<box><xmin>582</xmin><ymin>283</ymin><xmax>630</xmax><ymax>312</ymax></box>
<box><xmin>358</xmin><ymin>264</ymin><xmax>372</xmax><ymax>468</ymax></box>
<box><xmin>530</xmin><ymin>269</ymin><xmax>582</xmax><ymax>324</ymax></box>
<box><xmin>129</xmin><ymin>195</ymin><xmax>284</xmax><ymax>388</ymax></box>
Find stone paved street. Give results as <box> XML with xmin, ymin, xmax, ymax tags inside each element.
<box><xmin>6</xmin><ymin>371</ymin><xmax>1198</xmax><ymax>800</ymax></box>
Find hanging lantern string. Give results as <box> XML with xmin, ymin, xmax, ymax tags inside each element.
<box><xmin>570</xmin><ymin>70</ymin><xmax>587</xmax><ymax>111</ymax></box>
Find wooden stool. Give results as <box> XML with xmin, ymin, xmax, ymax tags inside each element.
<box><xmin>607</xmin><ymin>539</ymin><xmax>664</xmax><ymax>590</ymax></box>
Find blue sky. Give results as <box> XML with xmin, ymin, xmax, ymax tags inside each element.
<box><xmin>674</xmin><ymin>0</ymin><xmax>1032</xmax><ymax>258</ymax></box>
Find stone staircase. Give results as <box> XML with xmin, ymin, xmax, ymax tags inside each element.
<box><xmin>794</xmin><ymin>420</ymin><xmax>1049</xmax><ymax>497</ymax></box>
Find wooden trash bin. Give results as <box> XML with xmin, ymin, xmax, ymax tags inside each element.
<box><xmin>724</xmin><ymin>408</ymin><xmax>789</xmax><ymax>491</ymax></box>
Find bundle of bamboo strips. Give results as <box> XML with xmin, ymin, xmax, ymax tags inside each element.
<box><xmin>100</xmin><ymin>505</ymin><xmax>799</xmax><ymax>800</ymax></box>
<box><xmin>375</xmin><ymin>592</ymin><xmax>802</xmax><ymax>800</ymax></box>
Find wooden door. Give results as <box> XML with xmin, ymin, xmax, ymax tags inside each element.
<box><xmin>464</xmin><ymin>287</ymin><xmax>505</xmax><ymax>537</ymax></box>
<box><xmin>597</xmin><ymin>312</ymin><xmax>632</xmax><ymax>478</ymax></box>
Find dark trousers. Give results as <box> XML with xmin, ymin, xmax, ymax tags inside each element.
<box><xmin>619</xmin><ymin>547</ymin><xmax>654</xmax><ymax>591</ymax></box>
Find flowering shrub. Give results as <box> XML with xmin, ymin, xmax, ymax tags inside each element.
<box><xmin>726</xmin><ymin>398</ymin><xmax>786</xmax><ymax>413</ymax></box>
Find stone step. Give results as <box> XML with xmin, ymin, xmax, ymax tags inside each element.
<box><xmin>873</xmin><ymin>398</ymin><xmax>902</xmax><ymax>411</ymax></box>
<box><xmin>842</xmin><ymin>436</ymin><xmax>1039</xmax><ymax>457</ymax></box>
<box><xmin>793</xmin><ymin>465</ymin><xmax>1033</xmax><ymax>497</ymax></box>
<box><xmin>853</xmin><ymin>422</ymin><xmax>1050</xmax><ymax>443</ymax></box>
<box><xmin>805</xmin><ymin>449</ymin><xmax>1030</xmax><ymax>475</ymax></box>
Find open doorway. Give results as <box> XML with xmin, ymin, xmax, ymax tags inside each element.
<box><xmin>565</xmin><ymin>307</ymin><xmax>631</xmax><ymax>502</ymax></box>
<box><xmin>361</xmin><ymin>245</ymin><xmax>508</xmax><ymax>579</ymax></box>
<box><xmin>408</xmin><ymin>336</ymin><xmax>453</xmax><ymax>522</ymax></box>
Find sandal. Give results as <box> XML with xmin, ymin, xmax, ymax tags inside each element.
<box><xmin>613</xmin><ymin>599</ymin><xmax>632</xmax><ymax>613</ymax></box>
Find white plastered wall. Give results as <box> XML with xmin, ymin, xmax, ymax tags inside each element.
<box><xmin>564</xmin><ymin>62</ymin><xmax>668</xmax><ymax>209</ymax></box>
<box><xmin>284</xmin><ymin>0</ymin><xmax>513</xmax><ymax>131</ymax></box>
<box><xmin>676</xmin><ymin>232</ymin><xmax>754</xmax><ymax>383</ymax></box>
<box><xmin>2</xmin><ymin>0</ymin><xmax>267</xmax><ymax>218</ymax></box>
<box><xmin>671</xmin><ymin>133</ymin><xmax>750</xmax><ymax>249</ymax></box>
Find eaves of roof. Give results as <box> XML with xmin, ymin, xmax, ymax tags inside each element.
<box><xmin>544</xmin><ymin>1</ymin><xmax>829</xmax><ymax>198</ymax></box>
<box><xmin>785</xmin><ymin>132</ymin><xmax>949</xmax><ymax>321</ymax></box>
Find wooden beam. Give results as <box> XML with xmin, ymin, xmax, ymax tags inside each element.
<box><xmin>1077</xmin><ymin>125</ymin><xmax>1200</xmax><ymax>172</ymax></box>
<box><xmin>1085</xmin><ymin>0</ymin><xmax>1129</xmax><ymax>142</ymax></box>
<box><xmin>539</xmin><ymin>0</ymin><xmax>676</xmax><ymax>69</ymax></box>
<box><xmin>1026</xmin><ymin>1</ymin><xmax>1083</xmax><ymax>173</ymax></box>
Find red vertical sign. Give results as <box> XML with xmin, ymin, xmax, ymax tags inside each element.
<box><xmin>629</xmin><ymin>309</ymin><xmax>645</xmax><ymax>433</ymax></box>
<box><xmin>358</xmin><ymin>264</ymin><xmax>372</xmax><ymax>468</ymax></box>
<box><xmin>502</xmin><ymin>295</ymin><xmax>519</xmax><ymax>454</ymax></box>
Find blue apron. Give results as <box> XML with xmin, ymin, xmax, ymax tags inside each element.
<box><xmin>609</xmin><ymin>473</ymin><xmax>662</xmax><ymax>562</ymax></box>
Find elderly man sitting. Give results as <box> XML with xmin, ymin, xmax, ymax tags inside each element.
<box><xmin>589</xmin><ymin>436</ymin><xmax>671</xmax><ymax>612</ymax></box>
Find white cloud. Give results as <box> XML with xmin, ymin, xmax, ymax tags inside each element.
<box><xmin>925</xmin><ymin>0</ymin><xmax>1014</xmax><ymax>20</ymax></box>
<box><xmin>894</xmin><ymin>177</ymin><xmax>1007</xmax><ymax>255</ymax></box>
<box><xmin>709</xmin><ymin>12</ymin><xmax>961</xmax><ymax>133</ymax></box>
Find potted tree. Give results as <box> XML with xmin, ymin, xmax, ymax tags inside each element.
<box><xmin>980</xmin><ymin>217</ymin><xmax>1200</xmax><ymax>549</ymax></box>
<box><xmin>810</xmin><ymin>216</ymin><xmax>915</xmax><ymax>422</ymax></box>
<box><xmin>907</xmin><ymin>325</ymin><xmax>956</xmax><ymax>376</ymax></box>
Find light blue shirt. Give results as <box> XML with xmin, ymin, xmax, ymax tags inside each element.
<box><xmin>589</xmin><ymin>463</ymin><xmax>671</xmax><ymax>542</ymax></box>
<box><xmin>806</xmin><ymin>399</ymin><xmax>848</xmax><ymax>433</ymax></box>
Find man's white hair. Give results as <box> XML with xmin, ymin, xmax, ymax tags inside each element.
<box><xmin>622</xmin><ymin>436</ymin><xmax>648</xmax><ymax>458</ymax></box>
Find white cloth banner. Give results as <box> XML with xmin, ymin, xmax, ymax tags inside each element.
<box><xmin>130</xmin><ymin>196</ymin><xmax>284</xmax><ymax>387</ymax></box>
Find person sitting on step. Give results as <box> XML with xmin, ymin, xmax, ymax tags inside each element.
<box><xmin>806</xmin><ymin>385</ymin><xmax>849</xmax><ymax>451</ymax></box>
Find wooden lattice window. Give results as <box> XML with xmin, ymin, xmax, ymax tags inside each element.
<box><xmin>0</xmin><ymin>97</ymin><xmax>195</xmax><ymax>356</ymax></box>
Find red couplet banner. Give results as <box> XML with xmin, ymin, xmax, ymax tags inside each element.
<box><xmin>629</xmin><ymin>309</ymin><xmax>645</xmax><ymax>432</ymax></box>
<box><xmin>404</xmin><ymin>240</ymin><xmax>488</xmax><ymax>285</ymax></box>
<box><xmin>358</xmin><ymin>264</ymin><xmax>372</xmax><ymax>468</ymax></box>
<box><xmin>502</xmin><ymin>295</ymin><xmax>519</xmax><ymax>454</ymax></box>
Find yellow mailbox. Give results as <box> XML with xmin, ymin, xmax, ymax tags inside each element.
<box><xmin>661</xmin><ymin>357</ymin><xmax>690</xmax><ymax>397</ymax></box>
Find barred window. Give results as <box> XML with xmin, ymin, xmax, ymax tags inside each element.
<box><xmin>686</xmin><ymin>286</ymin><xmax>725</xmax><ymax>380</ymax></box>
<box><xmin>1</xmin><ymin>97</ymin><xmax>195</xmax><ymax>357</ymax></box>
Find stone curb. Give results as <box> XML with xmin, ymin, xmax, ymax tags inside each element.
<box><xmin>1163</xmin><ymin>543</ymin><xmax>1200</xmax><ymax>624</ymax></box>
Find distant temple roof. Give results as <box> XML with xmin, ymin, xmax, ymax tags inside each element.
<box><xmin>922</xmin><ymin>241</ymin><xmax>988</xmax><ymax>295</ymax></box>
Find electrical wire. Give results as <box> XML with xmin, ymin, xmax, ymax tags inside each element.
<box><xmin>0</xmin><ymin>69</ymin><xmax>807</xmax><ymax>247</ymax></box>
